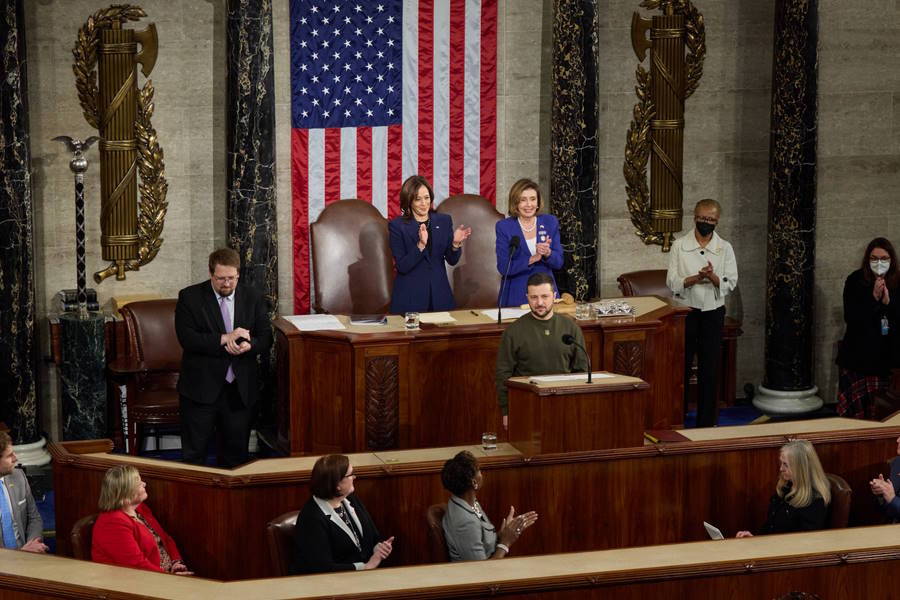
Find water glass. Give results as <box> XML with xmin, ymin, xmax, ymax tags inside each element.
<box><xmin>404</xmin><ymin>312</ymin><xmax>420</xmax><ymax>329</ymax></box>
<box><xmin>481</xmin><ymin>432</ymin><xmax>497</xmax><ymax>451</ymax></box>
<box><xmin>574</xmin><ymin>302</ymin><xmax>590</xmax><ymax>320</ymax></box>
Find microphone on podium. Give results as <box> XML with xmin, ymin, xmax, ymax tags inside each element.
<box><xmin>561</xmin><ymin>334</ymin><xmax>592</xmax><ymax>384</ymax></box>
<box><xmin>497</xmin><ymin>235</ymin><xmax>522</xmax><ymax>325</ymax></box>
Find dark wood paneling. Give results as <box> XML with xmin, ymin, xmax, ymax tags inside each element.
<box><xmin>274</xmin><ymin>299</ymin><xmax>690</xmax><ymax>454</ymax></box>
<box><xmin>51</xmin><ymin>425</ymin><xmax>900</xmax><ymax>581</ymax></box>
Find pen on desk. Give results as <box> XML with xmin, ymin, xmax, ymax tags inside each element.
<box><xmin>470</xmin><ymin>310</ymin><xmax>479</xmax><ymax>316</ymax></box>
<box><xmin>643</xmin><ymin>432</ymin><xmax>660</xmax><ymax>444</ymax></box>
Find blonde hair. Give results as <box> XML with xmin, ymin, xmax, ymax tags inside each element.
<box><xmin>777</xmin><ymin>439</ymin><xmax>831</xmax><ymax>508</ymax></box>
<box><xmin>507</xmin><ymin>178</ymin><xmax>543</xmax><ymax>217</ymax></box>
<box><xmin>98</xmin><ymin>465</ymin><xmax>141</xmax><ymax>512</ymax></box>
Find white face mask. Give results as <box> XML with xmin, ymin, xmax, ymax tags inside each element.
<box><xmin>870</xmin><ymin>259</ymin><xmax>891</xmax><ymax>276</ymax></box>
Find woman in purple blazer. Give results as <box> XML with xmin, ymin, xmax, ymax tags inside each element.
<box><xmin>495</xmin><ymin>179</ymin><xmax>563</xmax><ymax>306</ymax></box>
<box><xmin>389</xmin><ymin>175</ymin><xmax>472</xmax><ymax>314</ymax></box>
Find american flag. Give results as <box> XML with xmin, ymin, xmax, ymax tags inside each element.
<box><xmin>289</xmin><ymin>0</ymin><xmax>498</xmax><ymax>313</ymax></box>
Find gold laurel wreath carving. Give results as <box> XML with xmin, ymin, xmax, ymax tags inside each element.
<box><xmin>72</xmin><ymin>4</ymin><xmax>167</xmax><ymax>281</ymax></box>
<box><xmin>625</xmin><ymin>0</ymin><xmax>706</xmax><ymax>248</ymax></box>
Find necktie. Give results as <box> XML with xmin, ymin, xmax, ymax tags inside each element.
<box><xmin>0</xmin><ymin>480</ymin><xmax>17</xmax><ymax>549</ymax></box>
<box><xmin>219</xmin><ymin>296</ymin><xmax>236</xmax><ymax>383</ymax></box>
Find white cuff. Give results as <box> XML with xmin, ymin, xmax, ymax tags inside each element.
<box><xmin>496</xmin><ymin>543</ymin><xmax>510</xmax><ymax>554</ymax></box>
<box><xmin>354</xmin><ymin>562</ymin><xmax>365</xmax><ymax>570</ymax></box>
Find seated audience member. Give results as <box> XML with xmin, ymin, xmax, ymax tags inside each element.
<box><xmin>836</xmin><ymin>237</ymin><xmax>900</xmax><ymax>418</ymax></box>
<box><xmin>291</xmin><ymin>454</ymin><xmax>394</xmax><ymax>574</ymax></box>
<box><xmin>389</xmin><ymin>174</ymin><xmax>472</xmax><ymax>314</ymax></box>
<box><xmin>0</xmin><ymin>431</ymin><xmax>46</xmax><ymax>552</ymax></box>
<box><xmin>91</xmin><ymin>465</ymin><xmax>191</xmax><ymax>574</ymax></box>
<box><xmin>736</xmin><ymin>440</ymin><xmax>831</xmax><ymax>537</ymax></box>
<box><xmin>495</xmin><ymin>178</ymin><xmax>563</xmax><ymax>307</ymax></box>
<box><xmin>441</xmin><ymin>450</ymin><xmax>538</xmax><ymax>561</ymax></box>
<box><xmin>870</xmin><ymin>434</ymin><xmax>900</xmax><ymax>522</ymax></box>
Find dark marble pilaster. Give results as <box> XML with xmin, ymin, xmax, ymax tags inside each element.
<box><xmin>755</xmin><ymin>0</ymin><xmax>821</xmax><ymax>415</ymax></box>
<box><xmin>226</xmin><ymin>0</ymin><xmax>278</xmax><ymax>427</ymax></box>
<box><xmin>59</xmin><ymin>313</ymin><xmax>107</xmax><ymax>439</ymax></box>
<box><xmin>0</xmin><ymin>0</ymin><xmax>39</xmax><ymax>443</ymax></box>
<box><xmin>550</xmin><ymin>0</ymin><xmax>599</xmax><ymax>301</ymax></box>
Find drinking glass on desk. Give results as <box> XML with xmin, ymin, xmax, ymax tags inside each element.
<box><xmin>574</xmin><ymin>302</ymin><xmax>590</xmax><ymax>320</ymax></box>
<box><xmin>482</xmin><ymin>432</ymin><xmax>497</xmax><ymax>451</ymax></box>
<box><xmin>404</xmin><ymin>312</ymin><xmax>420</xmax><ymax>329</ymax></box>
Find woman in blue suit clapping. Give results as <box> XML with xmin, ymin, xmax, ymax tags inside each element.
<box><xmin>495</xmin><ymin>179</ymin><xmax>563</xmax><ymax>306</ymax></box>
<box><xmin>389</xmin><ymin>175</ymin><xmax>472</xmax><ymax>314</ymax></box>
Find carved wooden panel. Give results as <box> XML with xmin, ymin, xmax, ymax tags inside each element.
<box><xmin>613</xmin><ymin>341</ymin><xmax>644</xmax><ymax>377</ymax></box>
<box><xmin>365</xmin><ymin>356</ymin><xmax>399</xmax><ymax>450</ymax></box>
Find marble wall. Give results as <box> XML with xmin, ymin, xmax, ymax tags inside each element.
<box><xmin>23</xmin><ymin>0</ymin><xmax>900</xmax><ymax>438</ymax></box>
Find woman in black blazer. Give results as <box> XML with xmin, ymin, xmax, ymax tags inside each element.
<box><xmin>291</xmin><ymin>455</ymin><xmax>394</xmax><ymax>574</ymax></box>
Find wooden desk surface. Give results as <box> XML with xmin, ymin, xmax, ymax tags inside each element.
<box><xmin>679</xmin><ymin>414</ymin><xmax>900</xmax><ymax>442</ymax></box>
<box><xmin>4</xmin><ymin>525</ymin><xmax>900</xmax><ymax>599</ymax></box>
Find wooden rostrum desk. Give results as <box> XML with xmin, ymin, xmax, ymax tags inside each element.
<box><xmin>3</xmin><ymin>526</ymin><xmax>900</xmax><ymax>599</ymax></box>
<box><xmin>51</xmin><ymin>415</ymin><xmax>900</xmax><ymax>581</ymax></box>
<box><xmin>273</xmin><ymin>296</ymin><xmax>689</xmax><ymax>455</ymax></box>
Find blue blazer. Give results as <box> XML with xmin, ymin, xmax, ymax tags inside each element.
<box><xmin>389</xmin><ymin>212</ymin><xmax>461</xmax><ymax>314</ymax></box>
<box><xmin>495</xmin><ymin>214</ymin><xmax>563</xmax><ymax>306</ymax></box>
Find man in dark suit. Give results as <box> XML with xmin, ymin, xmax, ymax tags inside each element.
<box><xmin>0</xmin><ymin>432</ymin><xmax>46</xmax><ymax>552</ymax></box>
<box><xmin>175</xmin><ymin>248</ymin><xmax>272</xmax><ymax>468</ymax></box>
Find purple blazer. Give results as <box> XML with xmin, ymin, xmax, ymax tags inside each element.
<box><xmin>495</xmin><ymin>214</ymin><xmax>563</xmax><ymax>306</ymax></box>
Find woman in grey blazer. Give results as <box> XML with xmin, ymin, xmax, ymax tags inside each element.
<box><xmin>440</xmin><ymin>451</ymin><xmax>537</xmax><ymax>561</ymax></box>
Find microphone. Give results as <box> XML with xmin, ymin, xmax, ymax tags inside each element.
<box><xmin>561</xmin><ymin>334</ymin><xmax>592</xmax><ymax>383</ymax></box>
<box><xmin>497</xmin><ymin>236</ymin><xmax>522</xmax><ymax>325</ymax></box>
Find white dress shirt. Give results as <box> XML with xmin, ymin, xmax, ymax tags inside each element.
<box><xmin>666</xmin><ymin>230</ymin><xmax>738</xmax><ymax>312</ymax></box>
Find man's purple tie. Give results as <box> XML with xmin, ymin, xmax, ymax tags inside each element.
<box><xmin>220</xmin><ymin>296</ymin><xmax>236</xmax><ymax>383</ymax></box>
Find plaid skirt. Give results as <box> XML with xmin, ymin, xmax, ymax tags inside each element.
<box><xmin>837</xmin><ymin>368</ymin><xmax>890</xmax><ymax>418</ymax></box>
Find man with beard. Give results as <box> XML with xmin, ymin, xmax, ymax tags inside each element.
<box><xmin>495</xmin><ymin>272</ymin><xmax>589</xmax><ymax>429</ymax></box>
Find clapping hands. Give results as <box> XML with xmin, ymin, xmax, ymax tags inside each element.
<box><xmin>870</xmin><ymin>473</ymin><xmax>896</xmax><ymax>503</ymax></box>
<box><xmin>364</xmin><ymin>535</ymin><xmax>395</xmax><ymax>569</ymax></box>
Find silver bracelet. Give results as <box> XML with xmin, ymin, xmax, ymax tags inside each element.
<box><xmin>496</xmin><ymin>543</ymin><xmax>510</xmax><ymax>554</ymax></box>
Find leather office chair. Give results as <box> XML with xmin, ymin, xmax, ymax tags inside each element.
<box><xmin>266</xmin><ymin>510</ymin><xmax>299</xmax><ymax>576</ymax></box>
<box><xmin>616</xmin><ymin>269</ymin><xmax>673</xmax><ymax>298</ymax></box>
<box><xmin>825</xmin><ymin>473</ymin><xmax>852</xmax><ymax>529</ymax></box>
<box><xmin>70</xmin><ymin>513</ymin><xmax>98</xmax><ymax>560</ymax></box>
<box><xmin>310</xmin><ymin>199</ymin><xmax>393</xmax><ymax>315</ymax></box>
<box><xmin>436</xmin><ymin>195</ymin><xmax>503</xmax><ymax>309</ymax></box>
<box><xmin>872</xmin><ymin>368</ymin><xmax>900</xmax><ymax>420</ymax></box>
<box><xmin>425</xmin><ymin>503</ymin><xmax>449</xmax><ymax>562</ymax></box>
<box><xmin>107</xmin><ymin>299</ymin><xmax>181</xmax><ymax>455</ymax></box>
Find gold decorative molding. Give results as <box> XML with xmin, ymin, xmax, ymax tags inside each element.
<box><xmin>625</xmin><ymin>0</ymin><xmax>705</xmax><ymax>252</ymax></box>
<box><xmin>72</xmin><ymin>5</ymin><xmax>167</xmax><ymax>283</ymax></box>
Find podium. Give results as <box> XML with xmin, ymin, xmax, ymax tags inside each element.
<box><xmin>507</xmin><ymin>372</ymin><xmax>651</xmax><ymax>455</ymax></box>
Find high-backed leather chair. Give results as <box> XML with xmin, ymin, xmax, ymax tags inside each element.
<box><xmin>266</xmin><ymin>510</ymin><xmax>299</xmax><ymax>576</ymax></box>
<box><xmin>617</xmin><ymin>269</ymin><xmax>743</xmax><ymax>407</ymax></box>
<box><xmin>71</xmin><ymin>513</ymin><xmax>98</xmax><ymax>560</ymax></box>
<box><xmin>107</xmin><ymin>299</ymin><xmax>181</xmax><ymax>455</ymax></box>
<box><xmin>436</xmin><ymin>195</ymin><xmax>503</xmax><ymax>309</ymax></box>
<box><xmin>873</xmin><ymin>368</ymin><xmax>900</xmax><ymax>420</ymax></box>
<box><xmin>425</xmin><ymin>503</ymin><xmax>448</xmax><ymax>562</ymax></box>
<box><xmin>310</xmin><ymin>199</ymin><xmax>393</xmax><ymax>315</ymax></box>
<box><xmin>825</xmin><ymin>473</ymin><xmax>851</xmax><ymax>529</ymax></box>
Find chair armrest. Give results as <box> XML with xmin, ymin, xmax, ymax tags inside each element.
<box><xmin>107</xmin><ymin>357</ymin><xmax>180</xmax><ymax>377</ymax></box>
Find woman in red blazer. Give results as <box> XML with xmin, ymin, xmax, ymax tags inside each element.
<box><xmin>91</xmin><ymin>465</ymin><xmax>191</xmax><ymax>574</ymax></box>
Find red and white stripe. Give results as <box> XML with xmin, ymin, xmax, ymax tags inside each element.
<box><xmin>291</xmin><ymin>0</ymin><xmax>497</xmax><ymax>313</ymax></box>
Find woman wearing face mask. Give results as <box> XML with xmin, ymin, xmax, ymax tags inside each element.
<box><xmin>836</xmin><ymin>237</ymin><xmax>900</xmax><ymax>418</ymax></box>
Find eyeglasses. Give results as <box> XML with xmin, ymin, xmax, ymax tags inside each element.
<box><xmin>213</xmin><ymin>275</ymin><xmax>238</xmax><ymax>284</ymax></box>
<box><xmin>342</xmin><ymin>472</ymin><xmax>356</xmax><ymax>480</ymax></box>
<box><xmin>695</xmin><ymin>216</ymin><xmax>718</xmax><ymax>224</ymax></box>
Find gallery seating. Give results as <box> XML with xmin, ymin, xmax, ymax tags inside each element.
<box><xmin>266</xmin><ymin>510</ymin><xmax>299</xmax><ymax>577</ymax></box>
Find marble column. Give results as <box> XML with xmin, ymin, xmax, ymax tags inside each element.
<box><xmin>550</xmin><ymin>0</ymin><xmax>599</xmax><ymax>301</ymax></box>
<box><xmin>753</xmin><ymin>0</ymin><xmax>821</xmax><ymax>415</ymax></box>
<box><xmin>59</xmin><ymin>313</ymin><xmax>107</xmax><ymax>439</ymax></box>
<box><xmin>0</xmin><ymin>0</ymin><xmax>40</xmax><ymax>445</ymax></box>
<box><xmin>226</xmin><ymin>0</ymin><xmax>278</xmax><ymax>429</ymax></box>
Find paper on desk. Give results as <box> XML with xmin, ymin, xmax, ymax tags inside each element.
<box><xmin>480</xmin><ymin>307</ymin><xmax>530</xmax><ymax>320</ymax></box>
<box><xmin>284</xmin><ymin>314</ymin><xmax>346</xmax><ymax>331</ymax></box>
<box><xmin>529</xmin><ymin>372</ymin><xmax>615</xmax><ymax>383</ymax></box>
<box><xmin>418</xmin><ymin>312</ymin><xmax>456</xmax><ymax>324</ymax></box>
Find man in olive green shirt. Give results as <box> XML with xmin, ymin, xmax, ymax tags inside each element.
<box><xmin>495</xmin><ymin>273</ymin><xmax>589</xmax><ymax>428</ymax></box>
